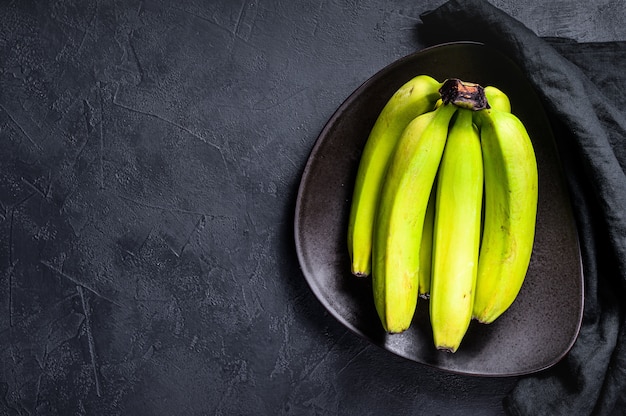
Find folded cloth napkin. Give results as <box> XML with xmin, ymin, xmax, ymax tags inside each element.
<box><xmin>420</xmin><ymin>1</ymin><xmax>626</xmax><ymax>415</ymax></box>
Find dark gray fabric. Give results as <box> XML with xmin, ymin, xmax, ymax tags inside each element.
<box><xmin>420</xmin><ymin>1</ymin><xmax>626</xmax><ymax>415</ymax></box>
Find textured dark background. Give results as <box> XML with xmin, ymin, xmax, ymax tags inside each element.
<box><xmin>1</xmin><ymin>1</ymin><xmax>624</xmax><ymax>415</ymax></box>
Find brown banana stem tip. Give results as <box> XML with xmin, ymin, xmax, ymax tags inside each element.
<box><xmin>439</xmin><ymin>78</ymin><xmax>490</xmax><ymax>111</ymax></box>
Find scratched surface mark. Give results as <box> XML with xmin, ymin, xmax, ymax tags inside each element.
<box><xmin>1</xmin><ymin>0</ymin><xmax>623</xmax><ymax>415</ymax></box>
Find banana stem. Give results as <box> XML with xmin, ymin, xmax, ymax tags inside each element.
<box><xmin>439</xmin><ymin>78</ymin><xmax>489</xmax><ymax>111</ymax></box>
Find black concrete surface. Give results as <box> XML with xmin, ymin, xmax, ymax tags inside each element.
<box><xmin>1</xmin><ymin>1</ymin><xmax>623</xmax><ymax>415</ymax></box>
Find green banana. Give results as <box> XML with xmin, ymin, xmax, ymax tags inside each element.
<box><xmin>484</xmin><ymin>85</ymin><xmax>511</xmax><ymax>112</ymax></box>
<box><xmin>429</xmin><ymin>109</ymin><xmax>483</xmax><ymax>352</ymax></box>
<box><xmin>348</xmin><ymin>75</ymin><xmax>442</xmax><ymax>277</ymax></box>
<box><xmin>372</xmin><ymin>104</ymin><xmax>457</xmax><ymax>333</ymax></box>
<box><xmin>473</xmin><ymin>109</ymin><xmax>538</xmax><ymax>324</ymax></box>
<box><xmin>418</xmin><ymin>184</ymin><xmax>435</xmax><ymax>299</ymax></box>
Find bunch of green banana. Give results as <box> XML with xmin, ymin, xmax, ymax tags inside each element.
<box><xmin>347</xmin><ymin>76</ymin><xmax>538</xmax><ymax>351</ymax></box>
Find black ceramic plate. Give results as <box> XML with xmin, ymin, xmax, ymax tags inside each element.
<box><xmin>294</xmin><ymin>42</ymin><xmax>584</xmax><ymax>376</ymax></box>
